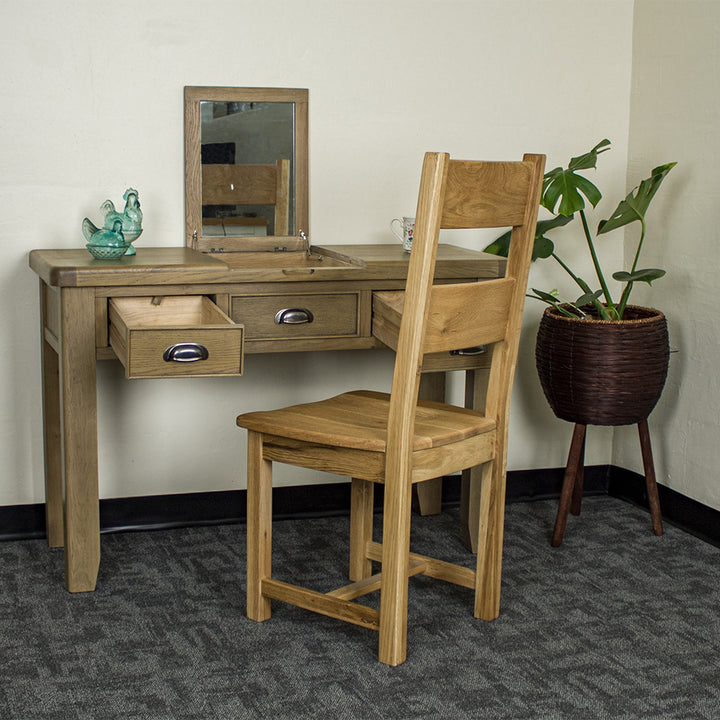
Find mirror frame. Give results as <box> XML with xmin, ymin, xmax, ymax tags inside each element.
<box><xmin>184</xmin><ymin>86</ymin><xmax>309</xmax><ymax>253</ymax></box>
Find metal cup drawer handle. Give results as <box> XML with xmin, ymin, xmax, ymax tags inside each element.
<box><xmin>450</xmin><ymin>345</ymin><xmax>487</xmax><ymax>356</ymax></box>
<box><xmin>163</xmin><ymin>342</ymin><xmax>210</xmax><ymax>363</ymax></box>
<box><xmin>274</xmin><ymin>307</ymin><xmax>314</xmax><ymax>325</ymax></box>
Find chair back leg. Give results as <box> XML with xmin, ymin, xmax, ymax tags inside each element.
<box><xmin>378</xmin><ymin>477</ymin><xmax>414</xmax><ymax>666</ymax></box>
<box><xmin>349</xmin><ymin>478</ymin><xmax>375</xmax><ymax>581</ymax></box>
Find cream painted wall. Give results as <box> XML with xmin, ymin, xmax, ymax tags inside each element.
<box><xmin>0</xmin><ymin>0</ymin><xmax>634</xmax><ymax>507</ymax></box>
<box><xmin>614</xmin><ymin>0</ymin><xmax>720</xmax><ymax>511</ymax></box>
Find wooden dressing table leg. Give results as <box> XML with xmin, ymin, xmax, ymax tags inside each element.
<box><xmin>414</xmin><ymin>372</ymin><xmax>446</xmax><ymax>515</ymax></box>
<box><xmin>40</xmin><ymin>281</ymin><xmax>64</xmax><ymax>548</ymax></box>
<box><xmin>60</xmin><ymin>287</ymin><xmax>100</xmax><ymax>592</ymax></box>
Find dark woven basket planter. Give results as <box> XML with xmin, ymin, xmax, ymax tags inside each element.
<box><xmin>535</xmin><ymin>305</ymin><xmax>669</xmax><ymax>426</ymax></box>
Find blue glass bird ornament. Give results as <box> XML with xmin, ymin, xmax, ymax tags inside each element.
<box><xmin>81</xmin><ymin>188</ymin><xmax>143</xmax><ymax>259</ymax></box>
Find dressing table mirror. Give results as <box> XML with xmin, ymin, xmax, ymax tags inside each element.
<box><xmin>184</xmin><ymin>86</ymin><xmax>309</xmax><ymax>254</ymax></box>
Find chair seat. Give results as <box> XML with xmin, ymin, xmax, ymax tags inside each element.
<box><xmin>236</xmin><ymin>390</ymin><xmax>495</xmax><ymax>452</ymax></box>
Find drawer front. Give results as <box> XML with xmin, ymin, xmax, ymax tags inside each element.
<box><xmin>123</xmin><ymin>327</ymin><xmax>243</xmax><ymax>378</ymax></box>
<box><xmin>231</xmin><ymin>293</ymin><xmax>359</xmax><ymax>340</ymax></box>
<box><xmin>109</xmin><ymin>296</ymin><xmax>244</xmax><ymax>379</ymax></box>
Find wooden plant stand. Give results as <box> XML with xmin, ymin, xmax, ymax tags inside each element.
<box><xmin>551</xmin><ymin>419</ymin><xmax>664</xmax><ymax>547</ymax></box>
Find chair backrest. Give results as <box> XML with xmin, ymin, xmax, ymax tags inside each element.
<box><xmin>385</xmin><ymin>151</ymin><xmax>545</xmax><ymax>477</ymax></box>
<box><xmin>202</xmin><ymin>158</ymin><xmax>290</xmax><ymax>235</ymax></box>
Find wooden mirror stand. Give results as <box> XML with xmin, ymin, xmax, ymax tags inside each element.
<box><xmin>184</xmin><ymin>86</ymin><xmax>309</xmax><ymax>254</ymax></box>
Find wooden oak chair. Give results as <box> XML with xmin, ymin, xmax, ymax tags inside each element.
<box><xmin>236</xmin><ymin>151</ymin><xmax>545</xmax><ymax>665</ymax></box>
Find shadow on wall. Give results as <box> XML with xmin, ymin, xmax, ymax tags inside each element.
<box><xmin>6</xmin><ymin>254</ymin><xmax>46</xmax><ymax>504</ymax></box>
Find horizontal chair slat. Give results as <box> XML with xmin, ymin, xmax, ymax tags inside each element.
<box><xmin>366</xmin><ymin>542</ymin><xmax>476</xmax><ymax>590</ymax></box>
<box><xmin>441</xmin><ymin>160</ymin><xmax>534</xmax><ymax>228</ymax></box>
<box><xmin>263</xmin><ymin>435</ymin><xmax>386</xmax><ymax>482</ymax></box>
<box><xmin>328</xmin><ymin>558</ymin><xmax>427</xmax><ymax>601</ymax></box>
<box><xmin>202</xmin><ymin>163</ymin><xmax>279</xmax><ymax>205</ymax></box>
<box><xmin>261</xmin><ymin>578</ymin><xmax>380</xmax><ymax>630</ymax></box>
<box><xmin>422</xmin><ymin>278</ymin><xmax>514</xmax><ymax>354</ymax></box>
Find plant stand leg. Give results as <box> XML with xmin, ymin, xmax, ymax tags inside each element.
<box><xmin>570</xmin><ymin>434</ymin><xmax>585</xmax><ymax>517</ymax></box>
<box><xmin>552</xmin><ymin>423</ymin><xmax>586</xmax><ymax>547</ymax></box>
<box><xmin>638</xmin><ymin>419</ymin><xmax>663</xmax><ymax>536</ymax></box>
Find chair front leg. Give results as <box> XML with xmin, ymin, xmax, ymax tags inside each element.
<box><xmin>349</xmin><ymin>478</ymin><xmax>375</xmax><ymax>581</ymax></box>
<box><xmin>246</xmin><ymin>430</ymin><xmax>273</xmax><ymax>622</ymax></box>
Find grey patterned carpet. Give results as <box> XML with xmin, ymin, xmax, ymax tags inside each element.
<box><xmin>1</xmin><ymin>496</ymin><xmax>719</xmax><ymax>720</ymax></box>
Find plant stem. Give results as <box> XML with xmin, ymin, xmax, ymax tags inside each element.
<box><xmin>616</xmin><ymin>218</ymin><xmax>646</xmax><ymax>319</ymax></box>
<box><xmin>552</xmin><ymin>252</ymin><xmax>611</xmax><ymax>319</ymax></box>
<box><xmin>580</xmin><ymin>209</ymin><xmax>616</xmax><ymax>314</ymax></box>
<box><xmin>551</xmin><ymin>252</ymin><xmax>587</xmax><ymax>290</ymax></box>
<box><xmin>630</xmin><ymin>218</ymin><xmax>646</xmax><ymax>273</ymax></box>
<box><xmin>616</xmin><ymin>282</ymin><xmax>633</xmax><ymax>319</ymax></box>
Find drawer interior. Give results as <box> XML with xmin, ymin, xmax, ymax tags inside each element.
<box><xmin>109</xmin><ymin>296</ymin><xmax>232</xmax><ymax>328</ymax></box>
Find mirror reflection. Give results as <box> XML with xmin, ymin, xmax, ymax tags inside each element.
<box><xmin>201</xmin><ymin>100</ymin><xmax>294</xmax><ymax>237</ymax></box>
<box><xmin>184</xmin><ymin>87</ymin><xmax>309</xmax><ymax>252</ymax></box>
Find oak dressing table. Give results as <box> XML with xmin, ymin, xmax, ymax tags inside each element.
<box><xmin>29</xmin><ymin>87</ymin><xmax>504</xmax><ymax>591</ymax></box>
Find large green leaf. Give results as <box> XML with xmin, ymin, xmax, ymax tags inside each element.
<box><xmin>529</xmin><ymin>288</ymin><xmax>562</xmax><ymax>304</ymax></box>
<box><xmin>541</xmin><ymin>140</ymin><xmax>610</xmax><ymax>216</ymax></box>
<box><xmin>484</xmin><ymin>214</ymin><xmax>572</xmax><ymax>260</ymax></box>
<box><xmin>567</xmin><ymin>139</ymin><xmax>612</xmax><ymax>171</ymax></box>
<box><xmin>528</xmin><ymin>288</ymin><xmax>585</xmax><ymax>318</ymax></box>
<box><xmin>574</xmin><ymin>289</ymin><xmax>603</xmax><ymax>306</ymax></box>
<box><xmin>612</xmin><ymin>268</ymin><xmax>666</xmax><ymax>284</ymax></box>
<box><xmin>597</xmin><ymin>162</ymin><xmax>677</xmax><ymax>235</ymax></box>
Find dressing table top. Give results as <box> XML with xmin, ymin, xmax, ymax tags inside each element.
<box><xmin>29</xmin><ymin>244</ymin><xmax>505</xmax><ymax>288</ymax></box>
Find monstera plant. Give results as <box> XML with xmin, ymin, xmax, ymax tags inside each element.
<box><xmin>485</xmin><ymin>139</ymin><xmax>676</xmax><ymax>320</ymax></box>
<box><xmin>485</xmin><ymin>140</ymin><xmax>678</xmax><ymax>547</ymax></box>
<box><xmin>486</xmin><ymin>139</ymin><xmax>677</xmax><ymax>462</ymax></box>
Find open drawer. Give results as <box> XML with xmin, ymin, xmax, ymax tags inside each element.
<box><xmin>109</xmin><ymin>296</ymin><xmax>244</xmax><ymax>378</ymax></box>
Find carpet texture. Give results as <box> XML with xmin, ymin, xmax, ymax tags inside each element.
<box><xmin>1</xmin><ymin>496</ymin><xmax>718</xmax><ymax>719</ymax></box>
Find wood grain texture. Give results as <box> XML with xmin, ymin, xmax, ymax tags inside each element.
<box><xmin>28</xmin><ymin>245</ymin><xmax>499</xmax><ymax>287</ymax></box>
<box><xmin>441</xmin><ymin>160</ymin><xmax>533</xmax><ymax>229</ymax></box>
<box><xmin>202</xmin><ymin>162</ymin><xmax>285</xmax><ymax>206</ymax></box>
<box><xmin>60</xmin><ymin>287</ymin><xmax>100</xmax><ymax>592</ymax></box>
<box><xmin>108</xmin><ymin>296</ymin><xmax>244</xmax><ymax>378</ymax></box>
<box><xmin>261</xmin><ymin>578</ymin><xmax>380</xmax><ymax>630</ymax></box>
<box><xmin>246</xmin><ymin>431</ymin><xmax>272</xmax><ymax>622</ymax></box>
<box><xmin>231</xmin><ymin>291</ymin><xmax>359</xmax><ymax>340</ymax></box>
<box><xmin>237</xmin><ymin>390</ymin><xmax>493</xmax><ymax>452</ymax></box>
<box><xmin>414</xmin><ymin>372</ymin><xmax>446</xmax><ymax>515</ymax></box>
<box><xmin>349</xmin><ymin>478</ymin><xmax>375</xmax><ymax>581</ymax></box>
